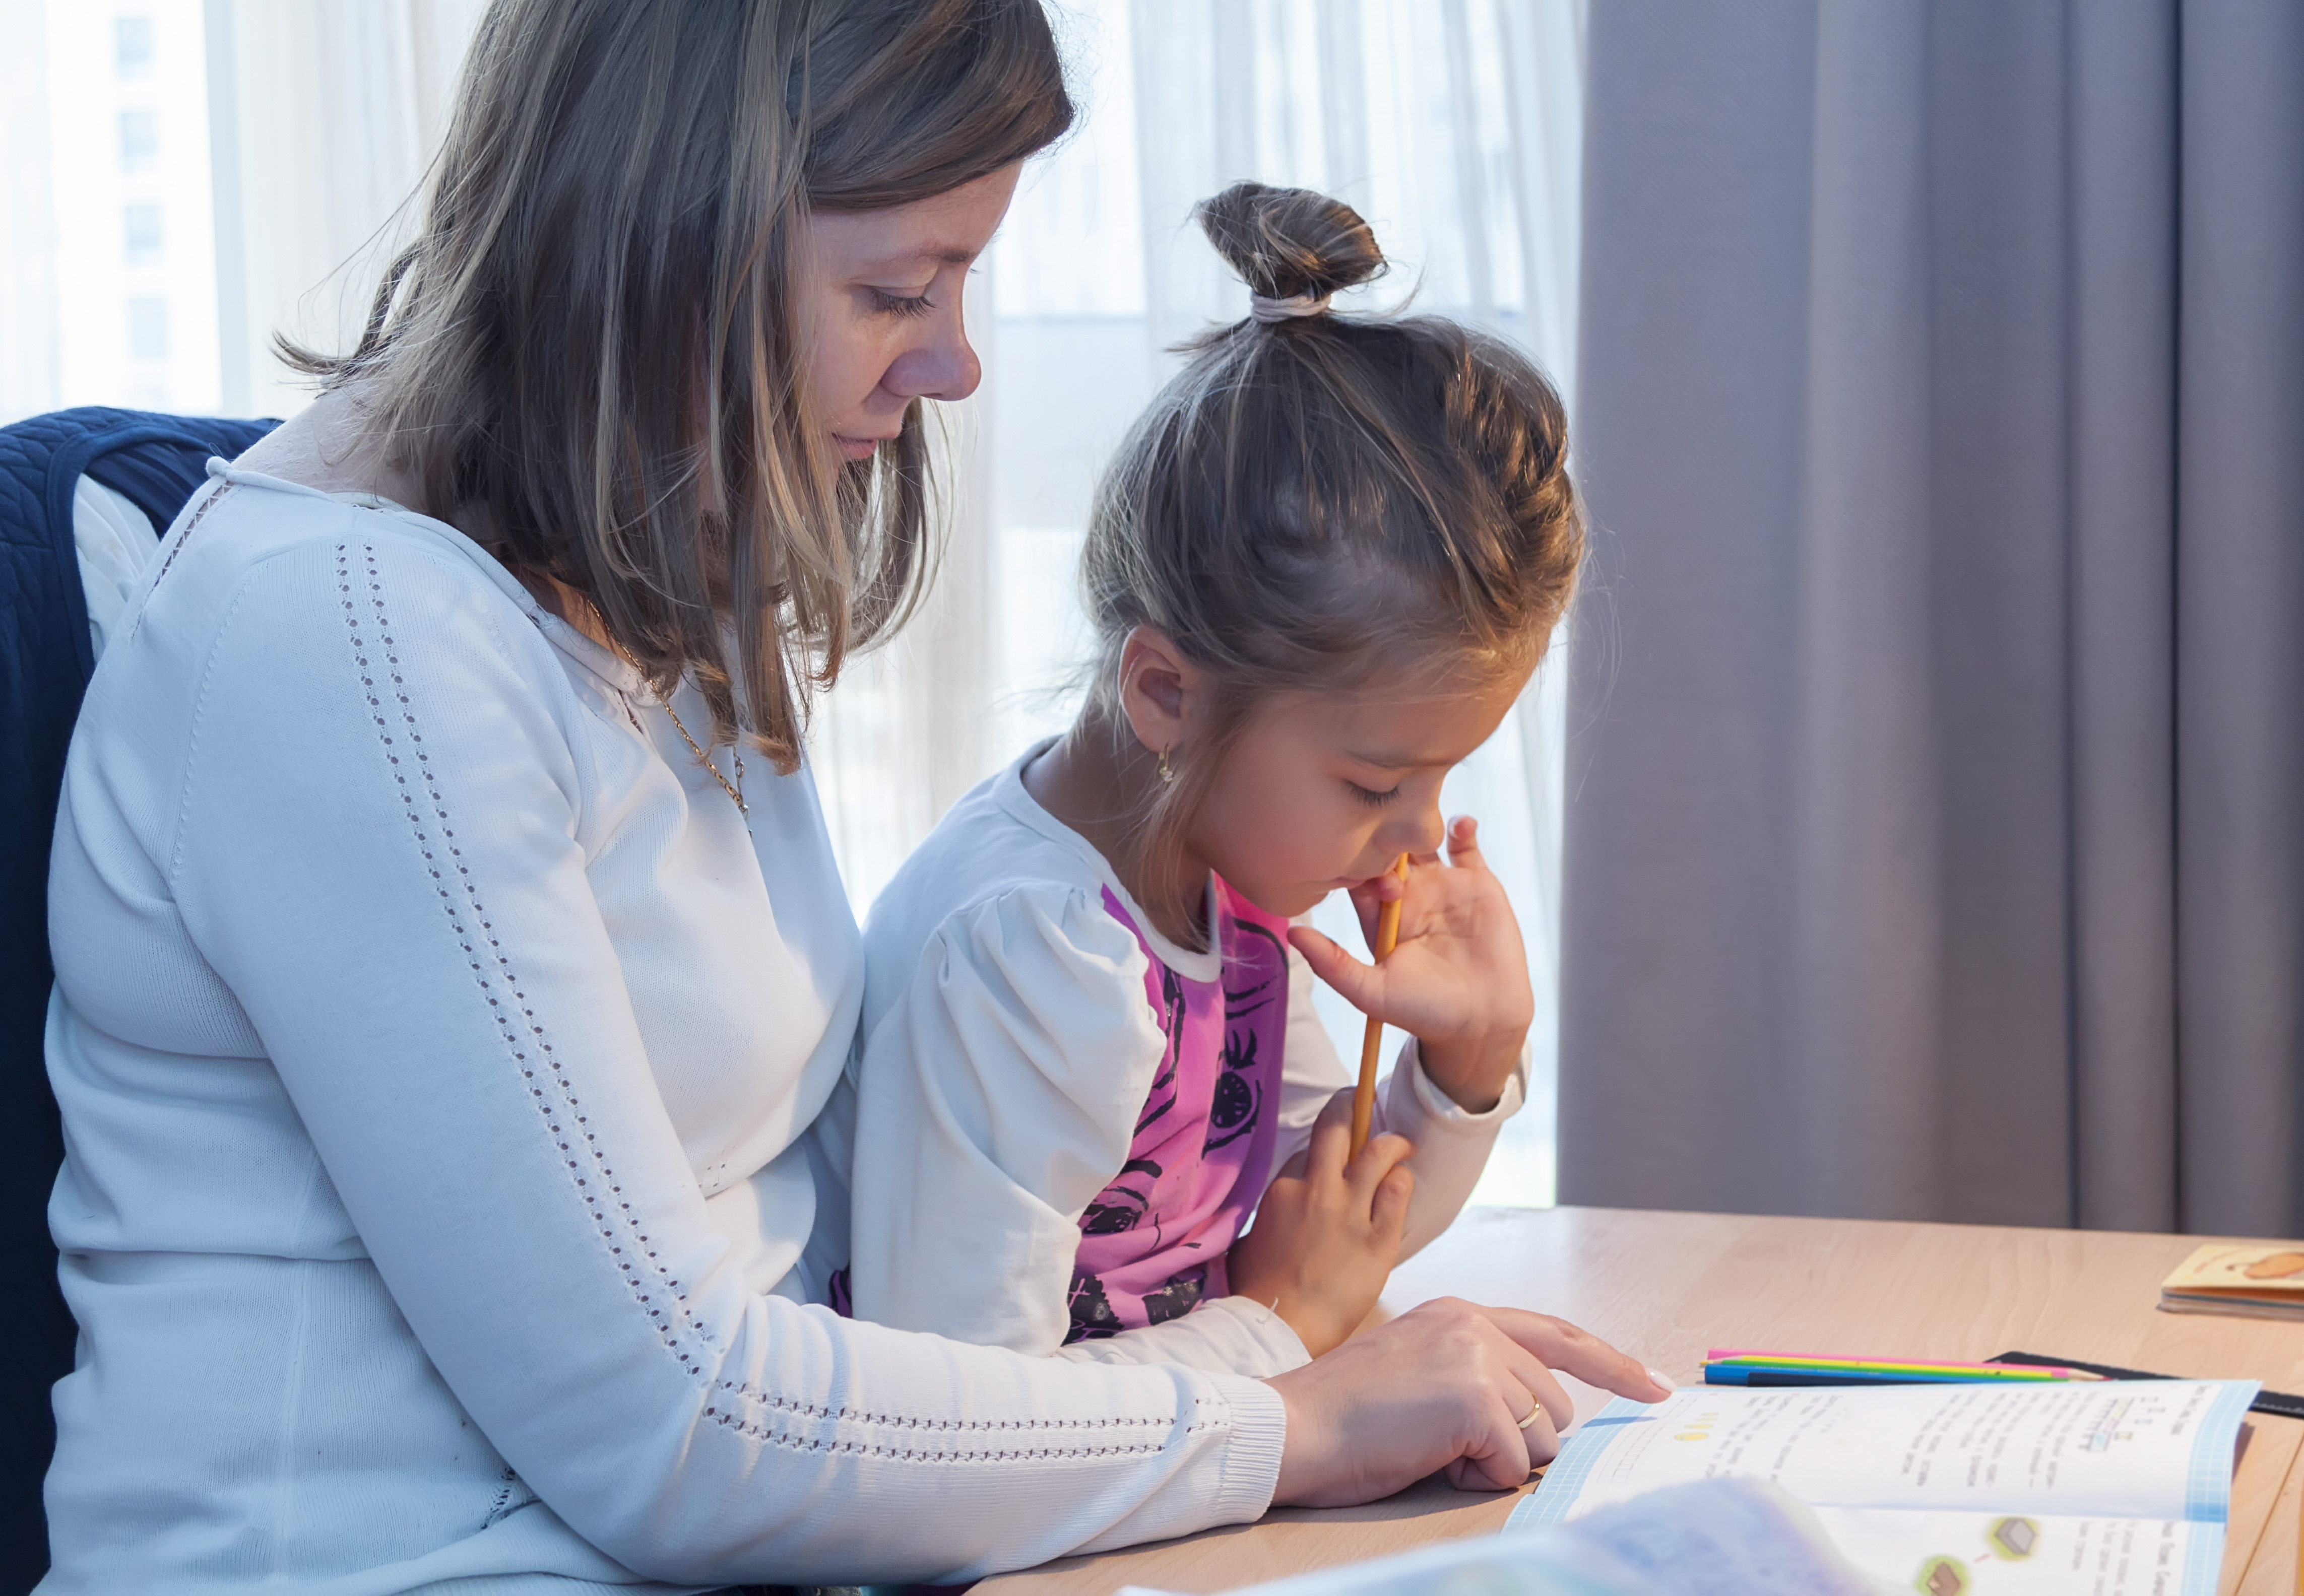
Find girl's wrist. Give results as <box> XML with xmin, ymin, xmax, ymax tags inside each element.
<box><xmin>1415</xmin><ymin>1030</ymin><xmax>1525</xmax><ymax>1114</ymax></box>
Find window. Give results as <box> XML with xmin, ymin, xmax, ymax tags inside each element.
<box><xmin>125</xmin><ymin>297</ymin><xmax>169</xmax><ymax>362</ymax></box>
<box><xmin>122</xmin><ymin>203</ymin><xmax>164</xmax><ymax>268</ymax></box>
<box><xmin>117</xmin><ymin>109</ymin><xmax>159</xmax><ymax>174</ymax></box>
<box><xmin>114</xmin><ymin>16</ymin><xmax>156</xmax><ymax>80</ymax></box>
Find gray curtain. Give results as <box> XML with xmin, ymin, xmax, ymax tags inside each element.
<box><xmin>1559</xmin><ymin>1</ymin><xmax>2304</xmax><ymax>1234</ymax></box>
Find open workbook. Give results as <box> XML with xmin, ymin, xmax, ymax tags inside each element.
<box><xmin>1509</xmin><ymin>1379</ymin><xmax>2259</xmax><ymax>1595</ymax></box>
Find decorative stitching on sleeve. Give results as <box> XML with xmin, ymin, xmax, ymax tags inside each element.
<box><xmin>339</xmin><ymin>540</ymin><xmax>717</xmax><ymax>1369</ymax></box>
<box><xmin>698</xmin><ymin>1382</ymin><xmax>1218</xmax><ymax>1464</ymax></box>
<box><xmin>150</xmin><ymin>480</ymin><xmax>231</xmax><ymax>588</ymax></box>
<box><xmin>126</xmin><ymin>481</ymin><xmax>234</xmax><ymax>654</ymax></box>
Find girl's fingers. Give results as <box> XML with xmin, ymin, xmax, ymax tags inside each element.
<box><xmin>1287</xmin><ymin>926</ymin><xmax>1383</xmax><ymax>1013</ymax></box>
<box><xmin>1302</xmin><ymin>1088</ymin><xmax>1356</xmax><ymax>1178</ymax></box>
<box><xmin>1444</xmin><ymin>814</ymin><xmax>1490</xmax><ymax>873</ymax></box>
<box><xmin>1349</xmin><ymin>870</ymin><xmax>1407</xmax><ymax>907</ymax></box>
<box><xmin>1370</xmin><ymin>1163</ymin><xmax>1414</xmax><ymax>1243</ymax></box>
<box><xmin>1344</xmin><ymin>1132</ymin><xmax>1414</xmax><ymax>1206</ymax></box>
<box><xmin>1345</xmin><ymin>873</ymin><xmax>1403</xmax><ymax>949</ymax></box>
<box><xmin>1348</xmin><ymin>858</ymin><xmax>1412</xmax><ymax>911</ymax></box>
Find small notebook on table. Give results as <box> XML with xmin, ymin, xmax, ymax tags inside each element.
<box><xmin>2159</xmin><ymin>1242</ymin><xmax>2304</xmax><ymax>1320</ymax></box>
<box><xmin>1510</xmin><ymin>1377</ymin><xmax>2258</xmax><ymax>1594</ymax></box>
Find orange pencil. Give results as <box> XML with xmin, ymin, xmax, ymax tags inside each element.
<box><xmin>1349</xmin><ymin>854</ymin><xmax>1411</xmax><ymax>1159</ymax></box>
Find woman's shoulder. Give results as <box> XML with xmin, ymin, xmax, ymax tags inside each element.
<box><xmin>98</xmin><ymin>470</ymin><xmax>608</xmax><ymax>729</ymax></box>
<box><xmin>125</xmin><ymin>471</ymin><xmax>533</xmax><ymax>656</ymax></box>
<box><xmin>64</xmin><ymin>471</ymin><xmax>610</xmax><ymax>844</ymax></box>
<box><xmin>170</xmin><ymin>468</ymin><xmax>530</xmax><ymax>603</ymax></box>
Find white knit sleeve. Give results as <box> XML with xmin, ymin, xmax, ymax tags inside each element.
<box><xmin>165</xmin><ymin>527</ymin><xmax>1283</xmax><ymax>1586</ymax></box>
<box><xmin>1053</xmin><ymin>1296</ymin><xmax>1309</xmax><ymax>1375</ymax></box>
<box><xmin>849</xmin><ymin>887</ymin><xmax>1311</xmax><ymax>1378</ymax></box>
<box><xmin>1269</xmin><ymin>942</ymin><xmax>1523</xmax><ymax>1261</ymax></box>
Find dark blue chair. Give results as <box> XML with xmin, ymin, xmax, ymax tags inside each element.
<box><xmin>0</xmin><ymin>407</ymin><xmax>277</xmax><ymax>1595</ymax></box>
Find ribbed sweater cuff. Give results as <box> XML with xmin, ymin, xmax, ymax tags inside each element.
<box><xmin>1396</xmin><ymin>1037</ymin><xmax>1528</xmax><ymax>1127</ymax></box>
<box><xmin>1207</xmin><ymin>1372</ymin><xmax>1289</xmax><ymax>1524</ymax></box>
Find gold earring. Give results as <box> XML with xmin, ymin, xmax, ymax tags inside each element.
<box><xmin>1158</xmin><ymin>746</ymin><xmax>1176</xmax><ymax>784</ymax></box>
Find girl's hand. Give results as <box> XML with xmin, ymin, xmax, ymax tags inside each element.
<box><xmin>1228</xmin><ymin>1091</ymin><xmax>1415</xmax><ymax>1357</ymax></box>
<box><xmin>1266</xmin><ymin>1298</ymin><xmax>1674</xmax><ymax>1502</ymax></box>
<box><xmin>1288</xmin><ymin>815</ymin><xmax>1534</xmax><ymax>1114</ymax></box>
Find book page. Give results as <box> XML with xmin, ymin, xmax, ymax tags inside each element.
<box><xmin>1808</xmin><ymin>1508</ymin><xmax>2222</xmax><ymax>1596</ymax></box>
<box><xmin>1517</xmin><ymin>1381</ymin><xmax>2255</xmax><ymax>1527</ymax></box>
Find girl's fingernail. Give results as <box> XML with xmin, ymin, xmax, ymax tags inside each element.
<box><xmin>1647</xmin><ymin>1368</ymin><xmax>1676</xmax><ymax>1390</ymax></box>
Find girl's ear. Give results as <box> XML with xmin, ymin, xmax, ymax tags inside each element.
<box><xmin>1116</xmin><ymin>625</ymin><xmax>1202</xmax><ymax>757</ymax></box>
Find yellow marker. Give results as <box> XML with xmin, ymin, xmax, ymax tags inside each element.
<box><xmin>1349</xmin><ymin>854</ymin><xmax>1411</xmax><ymax>1159</ymax></box>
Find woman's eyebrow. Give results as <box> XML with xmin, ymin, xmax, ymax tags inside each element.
<box><xmin>861</xmin><ymin>243</ymin><xmax>980</xmax><ymax>270</ymax></box>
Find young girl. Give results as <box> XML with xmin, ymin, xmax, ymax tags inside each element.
<box><xmin>835</xmin><ymin>181</ymin><xmax>1583</xmax><ymax>1376</ymax></box>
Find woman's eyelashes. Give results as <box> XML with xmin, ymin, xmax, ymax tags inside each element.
<box><xmin>1345</xmin><ymin>779</ymin><xmax>1402</xmax><ymax>808</ymax></box>
<box><xmin>867</xmin><ymin>286</ymin><xmax>936</xmax><ymax>318</ymax></box>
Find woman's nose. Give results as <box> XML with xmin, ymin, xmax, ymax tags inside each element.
<box><xmin>881</xmin><ymin>302</ymin><xmax>982</xmax><ymax>404</ymax></box>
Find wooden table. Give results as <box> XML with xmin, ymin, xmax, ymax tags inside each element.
<box><xmin>978</xmin><ymin>1206</ymin><xmax>2304</xmax><ymax>1596</ymax></box>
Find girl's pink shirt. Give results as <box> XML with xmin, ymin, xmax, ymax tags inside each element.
<box><xmin>1066</xmin><ymin>883</ymin><xmax>1291</xmax><ymax>1339</ymax></box>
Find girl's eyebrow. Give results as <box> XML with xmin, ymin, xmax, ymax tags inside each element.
<box><xmin>1345</xmin><ymin>747</ymin><xmax>1450</xmax><ymax>771</ymax></box>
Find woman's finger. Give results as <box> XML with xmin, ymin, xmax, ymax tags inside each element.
<box><xmin>1435</xmin><ymin>1379</ymin><xmax>1534</xmax><ymax>1494</ymax></box>
<box><xmin>1512</xmin><ymin>1387</ymin><xmax>1563</xmax><ymax>1462</ymax></box>
<box><xmin>1497</xmin><ymin>1336</ymin><xmax>1577</xmax><ymax>1438</ymax></box>
<box><xmin>1268</xmin><ymin>1298</ymin><xmax>1620</xmax><ymax>1507</ymax></box>
<box><xmin>1476</xmin><ymin>1303</ymin><xmax>1674</xmax><ymax>1403</ymax></box>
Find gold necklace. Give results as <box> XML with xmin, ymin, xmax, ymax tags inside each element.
<box><xmin>532</xmin><ymin>574</ymin><xmax>749</xmax><ymax>823</ymax></box>
<box><xmin>661</xmin><ymin>698</ymin><xmax>748</xmax><ymax>819</ymax></box>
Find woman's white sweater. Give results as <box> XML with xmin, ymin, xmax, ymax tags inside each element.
<box><xmin>39</xmin><ymin>468</ymin><xmax>1284</xmax><ymax>1595</ymax></box>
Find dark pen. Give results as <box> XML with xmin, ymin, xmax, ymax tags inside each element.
<box><xmin>1990</xmin><ymin>1350</ymin><xmax>2304</xmax><ymax>1421</ymax></box>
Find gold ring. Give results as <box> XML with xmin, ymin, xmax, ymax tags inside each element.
<box><xmin>1518</xmin><ymin>1408</ymin><xmax>1544</xmax><ymax>1430</ymax></box>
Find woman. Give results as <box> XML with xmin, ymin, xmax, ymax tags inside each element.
<box><xmin>39</xmin><ymin>2</ymin><xmax>1664</xmax><ymax>1590</ymax></box>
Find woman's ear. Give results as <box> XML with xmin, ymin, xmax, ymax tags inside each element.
<box><xmin>1116</xmin><ymin>625</ymin><xmax>1202</xmax><ymax>759</ymax></box>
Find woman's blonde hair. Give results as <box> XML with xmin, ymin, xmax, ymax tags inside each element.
<box><xmin>1083</xmin><ymin>181</ymin><xmax>1584</xmax><ymax>873</ymax></box>
<box><xmin>291</xmin><ymin>0</ymin><xmax>1072</xmax><ymax>768</ymax></box>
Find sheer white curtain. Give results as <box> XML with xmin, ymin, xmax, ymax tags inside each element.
<box><xmin>203</xmin><ymin>0</ymin><xmax>485</xmax><ymax>418</ymax></box>
<box><xmin>819</xmin><ymin>0</ymin><xmax>1588</xmax><ymax>1206</ymax></box>
<box><xmin>0</xmin><ymin>0</ymin><xmax>480</xmax><ymax>425</ymax></box>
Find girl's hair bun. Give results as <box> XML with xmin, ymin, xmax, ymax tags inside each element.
<box><xmin>1193</xmin><ymin>181</ymin><xmax>1387</xmax><ymax>302</ymax></box>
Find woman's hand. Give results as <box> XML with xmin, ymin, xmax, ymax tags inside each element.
<box><xmin>1228</xmin><ymin>1091</ymin><xmax>1415</xmax><ymax>1357</ymax></box>
<box><xmin>1265</xmin><ymin>1299</ymin><xmax>1673</xmax><ymax>1504</ymax></box>
<box><xmin>1288</xmin><ymin>815</ymin><xmax>1533</xmax><ymax>1114</ymax></box>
